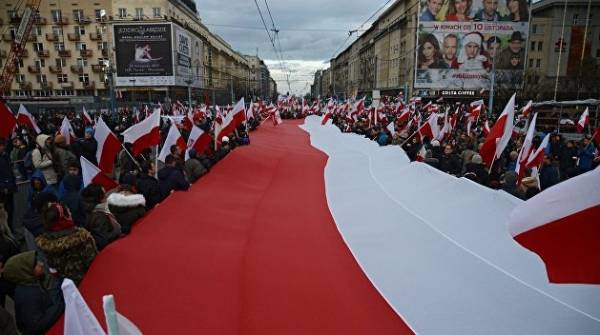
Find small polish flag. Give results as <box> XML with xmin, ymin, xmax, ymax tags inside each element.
<box><xmin>95</xmin><ymin>117</ymin><xmax>121</xmax><ymax>174</ymax></box>
<box><xmin>508</xmin><ymin>167</ymin><xmax>600</xmax><ymax>284</ymax></box>
<box><xmin>525</xmin><ymin>133</ymin><xmax>550</xmax><ymax>170</ymax></box>
<box><xmin>416</xmin><ymin>145</ymin><xmax>427</xmax><ymax>162</ymax></box>
<box><xmin>436</xmin><ymin>97</ymin><xmax>444</xmax><ymax>103</ymax></box>
<box><xmin>521</xmin><ymin>100</ymin><xmax>533</xmax><ymax>118</ymax></box>
<box><xmin>81</xmin><ymin>156</ymin><xmax>118</xmax><ymax>191</ymax></box>
<box><xmin>122</xmin><ymin>110</ymin><xmax>161</xmax><ymax>156</ymax></box>
<box><xmin>386</xmin><ymin>121</ymin><xmax>396</xmax><ymax>137</ymax></box>
<box><xmin>215</xmin><ymin>98</ymin><xmax>246</xmax><ymax>142</ymax></box>
<box><xmin>417</xmin><ymin>113</ymin><xmax>440</xmax><ymax>141</ymax></box>
<box><xmin>576</xmin><ymin>107</ymin><xmax>589</xmax><ymax>133</ymax></box>
<box><xmin>321</xmin><ymin>111</ymin><xmax>332</xmax><ymax>125</ymax></box>
<box><xmin>479</xmin><ymin>94</ymin><xmax>516</xmax><ymax>166</ymax></box>
<box><xmin>515</xmin><ymin>113</ymin><xmax>538</xmax><ymax>183</ymax></box>
<box><xmin>185</xmin><ymin>125</ymin><xmax>212</xmax><ymax>160</ymax></box>
<box><xmin>273</xmin><ymin>110</ymin><xmax>283</xmax><ymax>126</ymax></box>
<box><xmin>59</xmin><ymin>117</ymin><xmax>77</xmax><ymax>145</ymax></box>
<box><xmin>82</xmin><ymin>106</ymin><xmax>93</xmax><ymax>126</ymax></box>
<box><xmin>159</xmin><ymin>123</ymin><xmax>186</xmax><ymax>162</ymax></box>
<box><xmin>482</xmin><ymin>120</ymin><xmax>491</xmax><ymax>136</ymax></box>
<box><xmin>17</xmin><ymin>104</ymin><xmax>41</xmax><ymax>133</ymax></box>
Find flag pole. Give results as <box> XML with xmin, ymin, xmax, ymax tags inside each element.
<box><xmin>399</xmin><ymin>129</ymin><xmax>419</xmax><ymax>148</ymax></box>
<box><xmin>488</xmin><ymin>155</ymin><xmax>497</xmax><ymax>174</ymax></box>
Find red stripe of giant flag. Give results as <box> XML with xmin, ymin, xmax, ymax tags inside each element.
<box><xmin>95</xmin><ymin>116</ymin><xmax>121</xmax><ymax>174</ymax></box>
<box><xmin>0</xmin><ymin>102</ymin><xmax>17</xmax><ymax>139</ymax></box>
<box><xmin>80</xmin><ymin>156</ymin><xmax>118</xmax><ymax>191</ymax></box>
<box><xmin>509</xmin><ymin>166</ymin><xmax>600</xmax><ymax>284</ymax></box>
<box><xmin>122</xmin><ymin>110</ymin><xmax>161</xmax><ymax>156</ymax></box>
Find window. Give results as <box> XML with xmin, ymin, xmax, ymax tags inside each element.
<box><xmin>73</xmin><ymin>9</ymin><xmax>83</xmax><ymax>21</ymax></box>
<box><xmin>33</xmin><ymin>43</ymin><xmax>44</xmax><ymax>52</ymax></box>
<box><xmin>35</xmin><ymin>26</ymin><xmax>42</xmax><ymax>36</ymax></box>
<box><xmin>56</xmin><ymin>58</ymin><xmax>66</xmax><ymax>67</ymax></box>
<box><xmin>79</xmin><ymin>73</ymin><xmax>89</xmax><ymax>83</ymax></box>
<box><xmin>7</xmin><ymin>9</ymin><xmax>17</xmax><ymax>19</ymax></box>
<box><xmin>98</xmin><ymin>57</ymin><xmax>109</xmax><ymax>66</ymax></box>
<box><xmin>77</xmin><ymin>58</ymin><xmax>87</xmax><ymax>67</ymax></box>
<box><xmin>118</xmin><ymin>8</ymin><xmax>127</xmax><ymax>18</ymax></box>
<box><xmin>36</xmin><ymin>74</ymin><xmax>48</xmax><ymax>84</ymax></box>
<box><xmin>538</xmin><ymin>41</ymin><xmax>543</xmax><ymax>51</ymax></box>
<box><xmin>54</xmin><ymin>42</ymin><xmax>65</xmax><ymax>51</ymax></box>
<box><xmin>95</xmin><ymin>9</ymin><xmax>103</xmax><ymax>21</ymax></box>
<box><xmin>76</xmin><ymin>42</ymin><xmax>87</xmax><ymax>51</ymax></box>
<box><xmin>153</xmin><ymin>7</ymin><xmax>161</xmax><ymax>17</ymax></box>
<box><xmin>52</xmin><ymin>26</ymin><xmax>63</xmax><ymax>36</ymax></box>
<box><xmin>532</xmin><ymin>24</ymin><xmax>537</xmax><ymax>34</ymax></box>
<box><xmin>135</xmin><ymin>8</ymin><xmax>143</xmax><ymax>19</ymax></box>
<box><xmin>536</xmin><ymin>59</ymin><xmax>541</xmax><ymax>68</ymax></box>
<box><xmin>98</xmin><ymin>41</ymin><xmax>108</xmax><ymax>51</ymax></box>
<box><xmin>55</xmin><ymin>90</ymin><xmax>74</xmax><ymax>96</ymax></box>
<box><xmin>51</xmin><ymin>10</ymin><xmax>62</xmax><ymax>23</ymax></box>
<box><xmin>34</xmin><ymin>59</ymin><xmax>45</xmax><ymax>68</ymax></box>
<box><xmin>75</xmin><ymin>26</ymin><xmax>85</xmax><ymax>35</ymax></box>
<box><xmin>529</xmin><ymin>58</ymin><xmax>533</xmax><ymax>68</ymax></box>
<box><xmin>57</xmin><ymin>74</ymin><xmax>68</xmax><ymax>83</ymax></box>
<box><xmin>530</xmin><ymin>41</ymin><xmax>535</xmax><ymax>51</ymax></box>
<box><xmin>16</xmin><ymin>74</ymin><xmax>25</xmax><ymax>83</ymax></box>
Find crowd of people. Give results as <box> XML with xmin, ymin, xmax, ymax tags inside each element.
<box><xmin>0</xmin><ymin>103</ymin><xmax>262</xmax><ymax>334</ymax></box>
<box><xmin>328</xmin><ymin>98</ymin><xmax>599</xmax><ymax>201</ymax></box>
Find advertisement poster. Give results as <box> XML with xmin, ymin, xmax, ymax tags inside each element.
<box><xmin>415</xmin><ymin>0</ymin><xmax>531</xmax><ymax>90</ymax></box>
<box><xmin>175</xmin><ymin>25</ymin><xmax>192</xmax><ymax>78</ymax></box>
<box><xmin>114</xmin><ymin>23</ymin><xmax>174</xmax><ymax>86</ymax></box>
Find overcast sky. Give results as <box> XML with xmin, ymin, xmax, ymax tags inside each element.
<box><xmin>195</xmin><ymin>0</ymin><xmax>393</xmax><ymax>95</ymax></box>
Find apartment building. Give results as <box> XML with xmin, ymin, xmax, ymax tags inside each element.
<box><xmin>0</xmin><ymin>0</ymin><xmax>275</xmax><ymax>108</ymax></box>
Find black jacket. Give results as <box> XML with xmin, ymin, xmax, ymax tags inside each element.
<box><xmin>0</xmin><ymin>152</ymin><xmax>16</xmax><ymax>193</ymax></box>
<box><xmin>158</xmin><ymin>166</ymin><xmax>189</xmax><ymax>200</ymax></box>
<box><xmin>107</xmin><ymin>193</ymin><xmax>146</xmax><ymax>234</ymax></box>
<box><xmin>439</xmin><ymin>153</ymin><xmax>462</xmax><ymax>175</ymax></box>
<box><xmin>136</xmin><ymin>174</ymin><xmax>161</xmax><ymax>210</ymax></box>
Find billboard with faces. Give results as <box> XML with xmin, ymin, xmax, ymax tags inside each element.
<box><xmin>415</xmin><ymin>0</ymin><xmax>531</xmax><ymax>90</ymax></box>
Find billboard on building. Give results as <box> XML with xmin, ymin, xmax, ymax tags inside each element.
<box><xmin>172</xmin><ymin>24</ymin><xmax>203</xmax><ymax>88</ymax></box>
<box><xmin>114</xmin><ymin>23</ymin><xmax>174</xmax><ymax>86</ymax></box>
<box><xmin>414</xmin><ymin>0</ymin><xmax>531</xmax><ymax>91</ymax></box>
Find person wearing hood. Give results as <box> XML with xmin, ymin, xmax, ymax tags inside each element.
<box><xmin>74</xmin><ymin>127</ymin><xmax>98</xmax><ymax>165</ymax></box>
<box><xmin>32</xmin><ymin>134</ymin><xmax>58</xmax><ymax>190</ymax></box>
<box><xmin>136</xmin><ymin>161</ymin><xmax>161</xmax><ymax>211</ymax></box>
<box><xmin>34</xmin><ymin>202</ymin><xmax>97</xmax><ymax>284</ymax></box>
<box><xmin>107</xmin><ymin>186</ymin><xmax>146</xmax><ymax>235</ymax></box>
<box><xmin>158</xmin><ymin>154</ymin><xmax>190</xmax><ymax>200</ymax></box>
<box><xmin>28</xmin><ymin>170</ymin><xmax>58</xmax><ymax>209</ymax></box>
<box><xmin>52</xmin><ymin>135</ymin><xmax>77</xmax><ymax>181</ymax></box>
<box><xmin>23</xmin><ymin>192</ymin><xmax>57</xmax><ymax>238</ymax></box>
<box><xmin>58</xmin><ymin>163</ymin><xmax>86</xmax><ymax>227</ymax></box>
<box><xmin>1</xmin><ymin>251</ymin><xmax>65</xmax><ymax>335</ymax></box>
<box><xmin>81</xmin><ymin>184</ymin><xmax>121</xmax><ymax>250</ymax></box>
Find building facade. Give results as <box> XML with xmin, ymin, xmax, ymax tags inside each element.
<box><xmin>0</xmin><ymin>0</ymin><xmax>276</xmax><ymax>110</ymax></box>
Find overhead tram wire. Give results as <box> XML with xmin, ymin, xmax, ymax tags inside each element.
<box><xmin>203</xmin><ymin>23</ymin><xmax>367</xmax><ymax>33</ymax></box>
<box><xmin>262</xmin><ymin>0</ymin><xmax>292</xmax><ymax>93</ymax></box>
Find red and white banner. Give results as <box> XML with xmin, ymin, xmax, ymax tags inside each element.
<box><xmin>81</xmin><ymin>156</ymin><xmax>118</xmax><ymax>191</ymax></box>
<box><xmin>185</xmin><ymin>125</ymin><xmax>211</xmax><ymax>160</ymax></box>
<box><xmin>17</xmin><ymin>104</ymin><xmax>41</xmax><ymax>134</ymax></box>
<box><xmin>215</xmin><ymin>98</ymin><xmax>245</xmax><ymax>142</ymax></box>
<box><xmin>94</xmin><ymin>117</ymin><xmax>121</xmax><ymax>174</ymax></box>
<box><xmin>158</xmin><ymin>123</ymin><xmax>186</xmax><ymax>162</ymax></box>
<box><xmin>122</xmin><ymin>110</ymin><xmax>161</xmax><ymax>156</ymax></box>
<box><xmin>0</xmin><ymin>102</ymin><xmax>16</xmax><ymax>139</ymax></box>
<box><xmin>82</xmin><ymin>106</ymin><xmax>93</xmax><ymax>126</ymax></box>
<box><xmin>479</xmin><ymin>94</ymin><xmax>516</xmax><ymax>166</ymax></box>
<box><xmin>509</xmin><ymin>167</ymin><xmax>600</xmax><ymax>284</ymax></box>
<box><xmin>577</xmin><ymin>107</ymin><xmax>590</xmax><ymax>133</ymax></box>
<box><xmin>59</xmin><ymin>117</ymin><xmax>77</xmax><ymax>145</ymax></box>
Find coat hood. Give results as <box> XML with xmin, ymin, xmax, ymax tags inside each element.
<box><xmin>2</xmin><ymin>251</ymin><xmax>41</xmax><ymax>286</ymax></box>
<box><xmin>62</xmin><ymin>175</ymin><xmax>83</xmax><ymax>192</ymax></box>
<box><xmin>35</xmin><ymin>228</ymin><xmax>96</xmax><ymax>254</ymax></box>
<box><xmin>36</xmin><ymin>134</ymin><xmax>50</xmax><ymax>149</ymax></box>
<box><xmin>107</xmin><ymin>192</ymin><xmax>146</xmax><ymax>208</ymax></box>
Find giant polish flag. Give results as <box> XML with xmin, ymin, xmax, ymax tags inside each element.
<box><xmin>122</xmin><ymin>110</ymin><xmax>161</xmax><ymax>156</ymax></box>
<box><xmin>215</xmin><ymin>98</ymin><xmax>245</xmax><ymax>142</ymax></box>
<box><xmin>509</xmin><ymin>167</ymin><xmax>600</xmax><ymax>284</ymax></box>
<box><xmin>95</xmin><ymin>117</ymin><xmax>121</xmax><ymax>174</ymax></box>
<box><xmin>185</xmin><ymin>125</ymin><xmax>212</xmax><ymax>160</ymax></box>
<box><xmin>17</xmin><ymin>104</ymin><xmax>41</xmax><ymax>133</ymax></box>
<box><xmin>159</xmin><ymin>123</ymin><xmax>186</xmax><ymax>162</ymax></box>
<box><xmin>0</xmin><ymin>102</ymin><xmax>16</xmax><ymax>138</ymax></box>
<box><xmin>81</xmin><ymin>156</ymin><xmax>118</xmax><ymax>191</ymax></box>
<box><xmin>479</xmin><ymin>93</ymin><xmax>516</xmax><ymax>166</ymax></box>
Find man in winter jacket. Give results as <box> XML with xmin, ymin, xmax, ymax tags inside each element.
<box><xmin>81</xmin><ymin>184</ymin><xmax>121</xmax><ymax>250</ymax></box>
<box><xmin>438</xmin><ymin>145</ymin><xmax>462</xmax><ymax>176</ymax></box>
<box><xmin>52</xmin><ymin>135</ymin><xmax>77</xmax><ymax>181</ymax></box>
<box><xmin>578</xmin><ymin>137</ymin><xmax>596</xmax><ymax>174</ymax></box>
<box><xmin>158</xmin><ymin>155</ymin><xmax>190</xmax><ymax>200</ymax></box>
<box><xmin>2</xmin><ymin>251</ymin><xmax>65</xmax><ymax>335</ymax></box>
<box><xmin>136</xmin><ymin>161</ymin><xmax>161</xmax><ymax>210</ymax></box>
<box><xmin>107</xmin><ymin>186</ymin><xmax>146</xmax><ymax>234</ymax></box>
<box><xmin>185</xmin><ymin>149</ymin><xmax>208</xmax><ymax>183</ymax></box>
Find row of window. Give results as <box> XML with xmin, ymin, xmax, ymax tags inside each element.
<box><xmin>13</xmin><ymin>89</ymin><xmax>98</xmax><ymax>97</ymax></box>
<box><xmin>528</xmin><ymin>58</ymin><xmax>542</xmax><ymax>68</ymax></box>
<box><xmin>117</xmin><ymin>7</ymin><xmax>162</xmax><ymax>19</ymax></box>
<box><xmin>19</xmin><ymin>73</ymin><xmax>94</xmax><ymax>84</ymax></box>
<box><xmin>13</xmin><ymin>56</ymin><xmax>108</xmax><ymax>71</ymax></box>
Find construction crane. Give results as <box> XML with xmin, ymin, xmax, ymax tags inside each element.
<box><xmin>0</xmin><ymin>0</ymin><xmax>43</xmax><ymax>99</ymax></box>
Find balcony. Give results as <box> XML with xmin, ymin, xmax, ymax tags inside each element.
<box><xmin>89</xmin><ymin>32</ymin><xmax>102</xmax><ymax>41</ymax></box>
<box><xmin>27</xmin><ymin>66</ymin><xmax>41</xmax><ymax>74</ymax></box>
<box><xmin>70</xmin><ymin>65</ymin><xmax>84</xmax><ymax>74</ymax></box>
<box><xmin>54</xmin><ymin>17</ymin><xmax>69</xmax><ymax>25</ymax></box>
<box><xmin>58</xmin><ymin>50</ymin><xmax>71</xmax><ymax>57</ymax></box>
<box><xmin>80</xmin><ymin>49</ymin><xmax>93</xmax><ymax>58</ymax></box>
<box><xmin>46</xmin><ymin>33</ymin><xmax>59</xmax><ymax>42</ymax></box>
<box><xmin>27</xmin><ymin>34</ymin><xmax>37</xmax><ymax>42</ymax></box>
<box><xmin>2</xmin><ymin>34</ymin><xmax>13</xmax><ymax>42</ymax></box>
<box><xmin>37</xmin><ymin>50</ymin><xmax>50</xmax><ymax>58</ymax></box>
<box><xmin>60</xmin><ymin>81</ymin><xmax>74</xmax><ymax>89</ymax></box>
<box><xmin>74</xmin><ymin>17</ymin><xmax>92</xmax><ymax>24</ymax></box>
<box><xmin>67</xmin><ymin>33</ymin><xmax>81</xmax><ymax>41</ymax></box>
<box><xmin>91</xmin><ymin>64</ymin><xmax>104</xmax><ymax>72</ymax></box>
<box><xmin>19</xmin><ymin>81</ymin><xmax>32</xmax><ymax>90</ymax></box>
<box><xmin>49</xmin><ymin>65</ymin><xmax>62</xmax><ymax>73</ymax></box>
<box><xmin>82</xmin><ymin>81</ymin><xmax>95</xmax><ymax>89</ymax></box>
<box><xmin>34</xmin><ymin>17</ymin><xmax>47</xmax><ymax>25</ymax></box>
<box><xmin>40</xmin><ymin>82</ymin><xmax>54</xmax><ymax>90</ymax></box>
